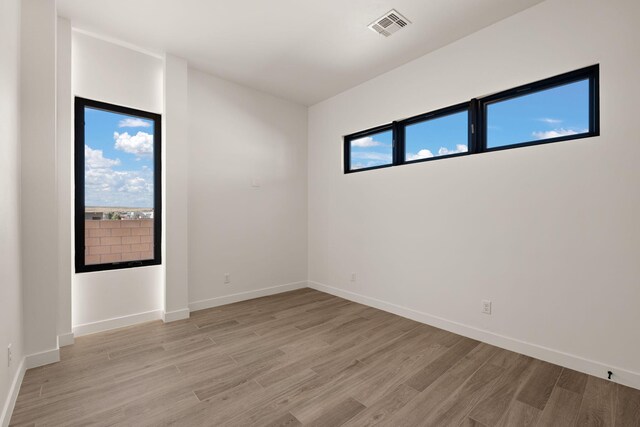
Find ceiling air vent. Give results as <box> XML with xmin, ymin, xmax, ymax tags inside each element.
<box><xmin>368</xmin><ymin>9</ymin><xmax>411</xmax><ymax>37</ymax></box>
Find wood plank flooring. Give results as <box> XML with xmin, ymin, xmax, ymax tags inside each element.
<box><xmin>10</xmin><ymin>288</ymin><xmax>640</xmax><ymax>426</ymax></box>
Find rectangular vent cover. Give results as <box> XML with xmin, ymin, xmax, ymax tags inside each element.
<box><xmin>368</xmin><ymin>9</ymin><xmax>411</xmax><ymax>37</ymax></box>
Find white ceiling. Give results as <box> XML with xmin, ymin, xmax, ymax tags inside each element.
<box><xmin>57</xmin><ymin>0</ymin><xmax>545</xmax><ymax>106</ymax></box>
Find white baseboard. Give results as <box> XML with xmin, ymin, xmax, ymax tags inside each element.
<box><xmin>57</xmin><ymin>332</ymin><xmax>75</xmax><ymax>347</ymax></box>
<box><xmin>163</xmin><ymin>308</ymin><xmax>190</xmax><ymax>323</ymax></box>
<box><xmin>0</xmin><ymin>358</ymin><xmax>25</xmax><ymax>427</ymax></box>
<box><xmin>308</xmin><ymin>281</ymin><xmax>640</xmax><ymax>391</ymax></box>
<box><xmin>189</xmin><ymin>281</ymin><xmax>308</xmax><ymax>312</ymax></box>
<box><xmin>73</xmin><ymin>309</ymin><xmax>163</xmax><ymax>337</ymax></box>
<box><xmin>73</xmin><ymin>281</ymin><xmax>307</xmax><ymax>335</ymax></box>
<box><xmin>25</xmin><ymin>348</ymin><xmax>60</xmax><ymax>369</ymax></box>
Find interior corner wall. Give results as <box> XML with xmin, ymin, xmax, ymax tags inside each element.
<box><xmin>56</xmin><ymin>16</ymin><xmax>73</xmax><ymax>343</ymax></box>
<box><xmin>0</xmin><ymin>0</ymin><xmax>25</xmax><ymax>422</ymax></box>
<box><xmin>187</xmin><ymin>68</ymin><xmax>308</xmax><ymax>309</ymax></box>
<box><xmin>71</xmin><ymin>31</ymin><xmax>164</xmax><ymax>331</ymax></box>
<box><xmin>308</xmin><ymin>0</ymin><xmax>640</xmax><ymax>388</ymax></box>
<box><xmin>163</xmin><ymin>54</ymin><xmax>189</xmax><ymax>318</ymax></box>
<box><xmin>20</xmin><ymin>0</ymin><xmax>59</xmax><ymax>359</ymax></box>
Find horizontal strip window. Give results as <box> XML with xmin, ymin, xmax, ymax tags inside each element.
<box><xmin>343</xmin><ymin>64</ymin><xmax>599</xmax><ymax>174</ymax></box>
<box><xmin>479</xmin><ymin>65</ymin><xmax>599</xmax><ymax>151</ymax></box>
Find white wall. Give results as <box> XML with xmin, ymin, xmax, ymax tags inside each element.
<box><xmin>72</xmin><ymin>31</ymin><xmax>163</xmax><ymax>114</ymax></box>
<box><xmin>308</xmin><ymin>0</ymin><xmax>640</xmax><ymax>388</ymax></box>
<box><xmin>57</xmin><ymin>17</ymin><xmax>73</xmax><ymax>346</ymax></box>
<box><xmin>163</xmin><ymin>54</ymin><xmax>190</xmax><ymax>320</ymax></box>
<box><xmin>73</xmin><ymin>267</ymin><xmax>164</xmax><ymax>332</ymax></box>
<box><xmin>71</xmin><ymin>31</ymin><xmax>165</xmax><ymax>331</ymax></box>
<box><xmin>0</xmin><ymin>0</ymin><xmax>24</xmax><ymax>423</ymax></box>
<box><xmin>20</xmin><ymin>0</ymin><xmax>59</xmax><ymax>362</ymax></box>
<box><xmin>188</xmin><ymin>69</ymin><xmax>308</xmax><ymax>308</ymax></box>
<box><xmin>69</xmin><ymin>32</ymin><xmax>309</xmax><ymax>329</ymax></box>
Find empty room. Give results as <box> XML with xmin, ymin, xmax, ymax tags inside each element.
<box><xmin>1</xmin><ymin>0</ymin><xmax>639</xmax><ymax>425</ymax></box>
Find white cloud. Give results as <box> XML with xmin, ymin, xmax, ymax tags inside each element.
<box><xmin>118</xmin><ymin>118</ymin><xmax>152</xmax><ymax>128</ymax></box>
<box><xmin>114</xmin><ymin>131</ymin><xmax>153</xmax><ymax>156</ymax></box>
<box><xmin>406</xmin><ymin>149</ymin><xmax>434</xmax><ymax>161</ymax></box>
<box><xmin>85</xmin><ymin>145</ymin><xmax>121</xmax><ymax>169</ymax></box>
<box><xmin>407</xmin><ymin>144</ymin><xmax>467</xmax><ymax>161</ymax></box>
<box><xmin>84</xmin><ymin>144</ymin><xmax>153</xmax><ymax>207</ymax></box>
<box><xmin>438</xmin><ymin>144</ymin><xmax>468</xmax><ymax>156</ymax></box>
<box><xmin>532</xmin><ymin>128</ymin><xmax>587</xmax><ymax>140</ymax></box>
<box><xmin>351</xmin><ymin>136</ymin><xmax>387</xmax><ymax>148</ymax></box>
<box><xmin>119</xmin><ymin>176</ymin><xmax>152</xmax><ymax>194</ymax></box>
<box><xmin>539</xmin><ymin>118</ymin><xmax>563</xmax><ymax>124</ymax></box>
<box><xmin>85</xmin><ymin>166</ymin><xmax>154</xmax><ymax>207</ymax></box>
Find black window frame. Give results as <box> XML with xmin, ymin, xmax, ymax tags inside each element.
<box><xmin>478</xmin><ymin>65</ymin><xmax>600</xmax><ymax>152</ymax></box>
<box><xmin>74</xmin><ymin>97</ymin><xmax>162</xmax><ymax>273</ymax></box>
<box><xmin>343</xmin><ymin>64</ymin><xmax>599</xmax><ymax>174</ymax></box>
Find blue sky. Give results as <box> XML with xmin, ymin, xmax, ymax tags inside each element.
<box><xmin>487</xmin><ymin>78</ymin><xmax>589</xmax><ymax>148</ymax></box>
<box><xmin>84</xmin><ymin>107</ymin><xmax>155</xmax><ymax>208</ymax></box>
<box><xmin>349</xmin><ymin>130</ymin><xmax>394</xmax><ymax>170</ymax></box>
<box><xmin>405</xmin><ymin>111</ymin><xmax>468</xmax><ymax>161</ymax></box>
<box><xmin>350</xmin><ymin>79</ymin><xmax>589</xmax><ymax>170</ymax></box>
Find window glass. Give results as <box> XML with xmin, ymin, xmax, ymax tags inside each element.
<box><xmin>486</xmin><ymin>79</ymin><xmax>590</xmax><ymax>149</ymax></box>
<box><xmin>405</xmin><ymin>111</ymin><xmax>468</xmax><ymax>161</ymax></box>
<box><xmin>349</xmin><ymin>129</ymin><xmax>393</xmax><ymax>170</ymax></box>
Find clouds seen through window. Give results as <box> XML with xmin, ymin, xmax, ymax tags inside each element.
<box><xmin>84</xmin><ymin>107</ymin><xmax>154</xmax><ymax>207</ymax></box>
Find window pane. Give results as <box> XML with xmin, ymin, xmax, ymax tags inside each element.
<box><xmin>350</xmin><ymin>129</ymin><xmax>393</xmax><ymax>170</ymax></box>
<box><xmin>84</xmin><ymin>107</ymin><xmax>155</xmax><ymax>266</ymax></box>
<box><xmin>405</xmin><ymin>111</ymin><xmax>468</xmax><ymax>161</ymax></box>
<box><xmin>487</xmin><ymin>79</ymin><xmax>590</xmax><ymax>149</ymax></box>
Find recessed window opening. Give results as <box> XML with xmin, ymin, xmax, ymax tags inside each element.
<box><xmin>74</xmin><ymin>97</ymin><xmax>162</xmax><ymax>273</ymax></box>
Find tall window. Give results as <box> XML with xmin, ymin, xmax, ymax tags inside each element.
<box><xmin>75</xmin><ymin>98</ymin><xmax>161</xmax><ymax>272</ymax></box>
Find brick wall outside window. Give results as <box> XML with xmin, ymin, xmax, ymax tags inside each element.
<box><xmin>85</xmin><ymin>219</ymin><xmax>154</xmax><ymax>265</ymax></box>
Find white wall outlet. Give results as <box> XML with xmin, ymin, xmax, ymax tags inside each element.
<box><xmin>224</xmin><ymin>273</ymin><xmax>231</xmax><ymax>284</ymax></box>
<box><xmin>481</xmin><ymin>300</ymin><xmax>492</xmax><ymax>315</ymax></box>
<box><xmin>351</xmin><ymin>272</ymin><xmax>357</xmax><ymax>282</ymax></box>
<box><xmin>7</xmin><ymin>344</ymin><xmax>12</xmax><ymax>367</ymax></box>
<box><xmin>251</xmin><ymin>178</ymin><xmax>261</xmax><ymax>188</ymax></box>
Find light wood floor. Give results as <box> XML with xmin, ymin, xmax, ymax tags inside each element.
<box><xmin>10</xmin><ymin>288</ymin><xmax>640</xmax><ymax>426</ymax></box>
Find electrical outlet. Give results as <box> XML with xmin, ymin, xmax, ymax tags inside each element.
<box><xmin>224</xmin><ymin>273</ymin><xmax>231</xmax><ymax>284</ymax></box>
<box><xmin>7</xmin><ymin>344</ymin><xmax>12</xmax><ymax>367</ymax></box>
<box><xmin>481</xmin><ymin>300</ymin><xmax>492</xmax><ymax>315</ymax></box>
<box><xmin>351</xmin><ymin>272</ymin><xmax>357</xmax><ymax>282</ymax></box>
